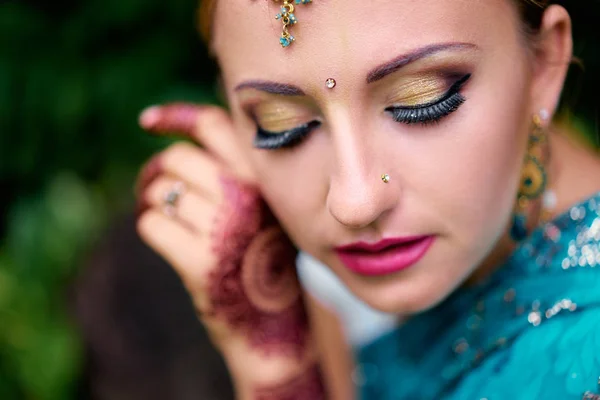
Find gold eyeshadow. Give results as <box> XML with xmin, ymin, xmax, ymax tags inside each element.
<box><xmin>387</xmin><ymin>75</ymin><xmax>450</xmax><ymax>107</ymax></box>
<box><xmin>253</xmin><ymin>102</ymin><xmax>315</xmax><ymax>133</ymax></box>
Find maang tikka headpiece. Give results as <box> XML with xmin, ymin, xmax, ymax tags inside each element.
<box><xmin>274</xmin><ymin>0</ymin><xmax>312</xmax><ymax>48</ymax></box>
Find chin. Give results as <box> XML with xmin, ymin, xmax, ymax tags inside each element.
<box><xmin>355</xmin><ymin>284</ymin><xmax>446</xmax><ymax>315</ymax></box>
<box><xmin>331</xmin><ymin>235</ymin><xmax>490</xmax><ymax>315</ymax></box>
<box><xmin>337</xmin><ymin>263</ymin><xmax>467</xmax><ymax>316</ymax></box>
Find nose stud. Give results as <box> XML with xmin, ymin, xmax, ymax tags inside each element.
<box><xmin>325</xmin><ymin>78</ymin><xmax>336</xmax><ymax>89</ymax></box>
<box><xmin>381</xmin><ymin>174</ymin><xmax>390</xmax><ymax>183</ymax></box>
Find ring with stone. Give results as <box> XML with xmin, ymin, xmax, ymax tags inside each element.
<box><xmin>163</xmin><ymin>181</ymin><xmax>186</xmax><ymax>217</ymax></box>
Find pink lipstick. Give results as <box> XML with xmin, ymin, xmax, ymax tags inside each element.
<box><xmin>334</xmin><ymin>236</ymin><xmax>434</xmax><ymax>276</ymax></box>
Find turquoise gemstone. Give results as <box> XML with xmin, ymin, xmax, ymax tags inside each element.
<box><xmin>510</xmin><ymin>214</ymin><xmax>528</xmax><ymax>241</ymax></box>
<box><xmin>280</xmin><ymin>36</ymin><xmax>293</xmax><ymax>47</ymax></box>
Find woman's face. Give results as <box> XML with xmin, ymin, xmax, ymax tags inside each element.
<box><xmin>212</xmin><ymin>0</ymin><xmax>536</xmax><ymax>313</ymax></box>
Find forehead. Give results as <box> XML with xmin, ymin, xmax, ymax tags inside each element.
<box><xmin>213</xmin><ymin>0</ymin><xmax>520</xmax><ymax>87</ymax></box>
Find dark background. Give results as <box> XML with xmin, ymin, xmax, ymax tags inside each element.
<box><xmin>0</xmin><ymin>0</ymin><xmax>598</xmax><ymax>399</ymax></box>
<box><xmin>0</xmin><ymin>0</ymin><xmax>223</xmax><ymax>399</ymax></box>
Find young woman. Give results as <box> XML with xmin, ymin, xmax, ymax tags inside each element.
<box><xmin>136</xmin><ymin>0</ymin><xmax>600</xmax><ymax>398</ymax></box>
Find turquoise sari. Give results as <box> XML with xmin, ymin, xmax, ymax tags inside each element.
<box><xmin>357</xmin><ymin>193</ymin><xmax>600</xmax><ymax>399</ymax></box>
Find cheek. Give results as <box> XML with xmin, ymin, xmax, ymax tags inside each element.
<box><xmin>229</xmin><ymin>109</ymin><xmax>329</xmax><ymax>251</ymax></box>
<box><xmin>247</xmin><ymin>140</ymin><xmax>330</xmax><ymax>249</ymax></box>
<box><xmin>415</xmin><ymin>73</ymin><xmax>531</xmax><ymax>250</ymax></box>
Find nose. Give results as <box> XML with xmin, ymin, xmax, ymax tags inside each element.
<box><xmin>326</xmin><ymin>136</ymin><xmax>400</xmax><ymax>230</ymax></box>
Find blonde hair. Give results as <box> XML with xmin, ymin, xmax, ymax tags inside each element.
<box><xmin>198</xmin><ymin>0</ymin><xmax>217</xmax><ymax>46</ymax></box>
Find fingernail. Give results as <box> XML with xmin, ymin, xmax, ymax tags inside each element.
<box><xmin>139</xmin><ymin>106</ymin><xmax>161</xmax><ymax>129</ymax></box>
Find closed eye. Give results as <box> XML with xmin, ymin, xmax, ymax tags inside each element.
<box><xmin>254</xmin><ymin>120</ymin><xmax>322</xmax><ymax>149</ymax></box>
<box><xmin>386</xmin><ymin>73</ymin><xmax>471</xmax><ymax>125</ymax></box>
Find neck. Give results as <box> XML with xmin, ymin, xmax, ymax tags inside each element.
<box><xmin>545</xmin><ymin>123</ymin><xmax>600</xmax><ymax>215</ymax></box>
<box><xmin>466</xmin><ymin>123</ymin><xmax>600</xmax><ymax>286</ymax></box>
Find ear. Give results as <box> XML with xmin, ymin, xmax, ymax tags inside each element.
<box><xmin>529</xmin><ymin>5</ymin><xmax>573</xmax><ymax>117</ymax></box>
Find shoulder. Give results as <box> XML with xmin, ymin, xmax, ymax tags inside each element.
<box><xmin>454</xmin><ymin>307</ymin><xmax>600</xmax><ymax>400</ymax></box>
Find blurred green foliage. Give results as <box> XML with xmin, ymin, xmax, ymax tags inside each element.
<box><xmin>0</xmin><ymin>0</ymin><xmax>598</xmax><ymax>399</ymax></box>
<box><xmin>0</xmin><ymin>0</ymin><xmax>217</xmax><ymax>398</ymax></box>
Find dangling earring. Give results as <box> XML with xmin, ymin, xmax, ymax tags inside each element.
<box><xmin>510</xmin><ymin>109</ymin><xmax>552</xmax><ymax>241</ymax></box>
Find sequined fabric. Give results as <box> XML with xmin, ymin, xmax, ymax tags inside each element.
<box><xmin>357</xmin><ymin>193</ymin><xmax>600</xmax><ymax>400</ymax></box>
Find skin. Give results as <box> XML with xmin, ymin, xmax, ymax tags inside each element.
<box><xmin>206</xmin><ymin>176</ymin><xmax>308</xmax><ymax>358</ymax></box>
<box><xmin>304</xmin><ymin>294</ymin><xmax>355</xmax><ymax>399</ymax></box>
<box><xmin>212</xmin><ymin>0</ymin><xmax>581</xmax><ymax>314</ymax></box>
<box><xmin>137</xmin><ymin>106</ymin><xmax>326</xmax><ymax>398</ymax></box>
<box><xmin>254</xmin><ymin>364</ymin><xmax>325</xmax><ymax>400</ymax></box>
<box><xmin>137</xmin><ymin>0</ymin><xmax>600</xmax><ymax>398</ymax></box>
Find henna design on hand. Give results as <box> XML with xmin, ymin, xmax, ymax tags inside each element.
<box><xmin>207</xmin><ymin>176</ymin><xmax>309</xmax><ymax>357</ymax></box>
<box><xmin>242</xmin><ymin>226</ymin><xmax>302</xmax><ymax>313</ymax></box>
<box><xmin>254</xmin><ymin>364</ymin><xmax>326</xmax><ymax>400</ymax></box>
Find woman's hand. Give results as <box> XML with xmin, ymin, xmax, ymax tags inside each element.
<box><xmin>135</xmin><ymin>103</ymin><xmax>325</xmax><ymax>398</ymax></box>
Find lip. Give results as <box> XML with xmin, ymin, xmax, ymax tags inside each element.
<box><xmin>334</xmin><ymin>236</ymin><xmax>435</xmax><ymax>276</ymax></box>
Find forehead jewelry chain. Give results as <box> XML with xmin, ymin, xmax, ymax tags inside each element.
<box><xmin>274</xmin><ymin>0</ymin><xmax>312</xmax><ymax>48</ymax></box>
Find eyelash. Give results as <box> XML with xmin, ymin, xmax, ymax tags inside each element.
<box><xmin>253</xmin><ymin>73</ymin><xmax>472</xmax><ymax>150</ymax></box>
<box><xmin>386</xmin><ymin>73</ymin><xmax>471</xmax><ymax>125</ymax></box>
<box><xmin>254</xmin><ymin>120</ymin><xmax>321</xmax><ymax>150</ymax></box>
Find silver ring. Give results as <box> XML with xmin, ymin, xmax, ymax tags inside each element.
<box><xmin>163</xmin><ymin>181</ymin><xmax>185</xmax><ymax>216</ymax></box>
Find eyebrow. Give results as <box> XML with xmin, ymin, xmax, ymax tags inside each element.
<box><xmin>235</xmin><ymin>80</ymin><xmax>305</xmax><ymax>96</ymax></box>
<box><xmin>234</xmin><ymin>42</ymin><xmax>477</xmax><ymax>96</ymax></box>
<box><xmin>366</xmin><ymin>42</ymin><xmax>478</xmax><ymax>84</ymax></box>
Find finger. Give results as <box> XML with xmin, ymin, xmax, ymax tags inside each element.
<box><xmin>135</xmin><ymin>154</ymin><xmax>163</xmax><ymax>196</ymax></box>
<box><xmin>193</xmin><ymin>106</ymin><xmax>252</xmax><ymax>177</ymax></box>
<box><xmin>137</xmin><ymin>209</ymin><xmax>217</xmax><ymax>291</ymax></box>
<box><xmin>139</xmin><ymin>103</ymin><xmax>205</xmax><ymax>138</ymax></box>
<box><xmin>143</xmin><ymin>176</ymin><xmax>218</xmax><ymax>234</ymax></box>
<box><xmin>158</xmin><ymin>142</ymin><xmax>225</xmax><ymax>203</ymax></box>
<box><xmin>140</xmin><ymin>104</ymin><xmax>255</xmax><ymax>182</ymax></box>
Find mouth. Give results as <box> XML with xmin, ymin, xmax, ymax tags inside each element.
<box><xmin>334</xmin><ymin>236</ymin><xmax>435</xmax><ymax>276</ymax></box>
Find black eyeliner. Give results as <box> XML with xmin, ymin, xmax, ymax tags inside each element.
<box><xmin>254</xmin><ymin>120</ymin><xmax>321</xmax><ymax>149</ymax></box>
<box><xmin>386</xmin><ymin>73</ymin><xmax>472</xmax><ymax>124</ymax></box>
